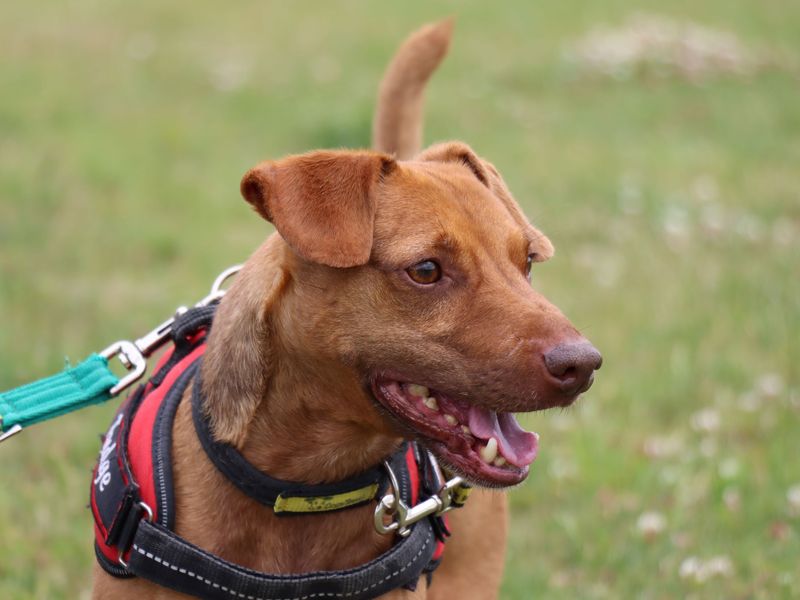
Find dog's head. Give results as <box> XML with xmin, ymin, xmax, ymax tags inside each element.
<box><xmin>215</xmin><ymin>142</ymin><xmax>600</xmax><ymax>487</ymax></box>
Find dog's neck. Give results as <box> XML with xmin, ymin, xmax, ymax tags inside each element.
<box><xmin>200</xmin><ymin>242</ymin><xmax>401</xmax><ymax>485</ymax></box>
<box><xmin>238</xmin><ymin>356</ymin><xmax>401</xmax><ymax>484</ymax></box>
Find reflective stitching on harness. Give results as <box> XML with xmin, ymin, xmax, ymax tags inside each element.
<box><xmin>131</xmin><ymin>536</ymin><xmax>431</xmax><ymax>600</ymax></box>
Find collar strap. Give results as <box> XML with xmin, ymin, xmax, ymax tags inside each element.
<box><xmin>192</xmin><ymin>369</ymin><xmax>396</xmax><ymax>514</ymax></box>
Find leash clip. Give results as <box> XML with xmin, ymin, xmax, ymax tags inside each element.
<box><xmin>374</xmin><ymin>457</ymin><xmax>465</xmax><ymax>538</ymax></box>
<box><xmin>100</xmin><ymin>265</ymin><xmax>242</xmax><ymax>398</ymax></box>
<box><xmin>101</xmin><ymin>340</ymin><xmax>147</xmax><ymax>397</ymax></box>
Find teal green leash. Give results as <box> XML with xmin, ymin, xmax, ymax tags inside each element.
<box><xmin>0</xmin><ymin>265</ymin><xmax>241</xmax><ymax>444</ymax></box>
<box><xmin>0</xmin><ymin>354</ymin><xmax>118</xmax><ymax>435</ymax></box>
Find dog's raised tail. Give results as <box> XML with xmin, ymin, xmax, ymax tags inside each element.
<box><xmin>372</xmin><ymin>18</ymin><xmax>453</xmax><ymax>160</ymax></box>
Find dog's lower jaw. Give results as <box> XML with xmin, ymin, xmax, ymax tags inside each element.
<box><xmin>370</xmin><ymin>377</ymin><xmax>540</xmax><ymax>487</ymax></box>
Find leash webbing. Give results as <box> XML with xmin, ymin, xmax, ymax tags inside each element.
<box><xmin>0</xmin><ymin>354</ymin><xmax>118</xmax><ymax>433</ymax></box>
<box><xmin>0</xmin><ymin>265</ymin><xmax>242</xmax><ymax>444</ymax></box>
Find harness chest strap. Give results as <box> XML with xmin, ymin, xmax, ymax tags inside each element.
<box><xmin>128</xmin><ymin>516</ymin><xmax>436</xmax><ymax>600</ymax></box>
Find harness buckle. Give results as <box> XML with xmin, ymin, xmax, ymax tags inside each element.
<box><xmin>117</xmin><ymin>501</ymin><xmax>154</xmax><ymax>569</ymax></box>
<box><xmin>373</xmin><ymin>457</ymin><xmax>465</xmax><ymax>538</ymax></box>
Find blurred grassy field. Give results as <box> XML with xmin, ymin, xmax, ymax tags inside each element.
<box><xmin>1</xmin><ymin>1</ymin><xmax>798</xmax><ymax>598</ymax></box>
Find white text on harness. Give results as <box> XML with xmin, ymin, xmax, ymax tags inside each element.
<box><xmin>94</xmin><ymin>413</ymin><xmax>123</xmax><ymax>493</ymax></box>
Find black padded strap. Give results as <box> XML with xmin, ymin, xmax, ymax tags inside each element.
<box><xmin>173</xmin><ymin>305</ymin><xmax>217</xmax><ymax>342</ymax></box>
<box><xmin>128</xmin><ymin>518</ymin><xmax>436</xmax><ymax>600</ymax></box>
<box><xmin>150</xmin><ymin>305</ymin><xmax>216</xmax><ymax>387</ymax></box>
<box><xmin>152</xmin><ymin>360</ymin><xmax>200</xmax><ymax>531</ymax></box>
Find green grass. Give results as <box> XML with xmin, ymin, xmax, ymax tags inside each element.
<box><xmin>1</xmin><ymin>1</ymin><xmax>798</xmax><ymax>598</ymax></box>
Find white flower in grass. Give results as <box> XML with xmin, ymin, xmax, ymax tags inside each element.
<box><xmin>636</xmin><ymin>511</ymin><xmax>667</xmax><ymax>539</ymax></box>
<box><xmin>661</xmin><ymin>204</ymin><xmax>690</xmax><ymax>239</ymax></box>
<box><xmin>702</xmin><ymin>556</ymin><xmax>734</xmax><ymax>580</ymax></box>
<box><xmin>691</xmin><ymin>408</ymin><xmax>720</xmax><ymax>433</ymax></box>
<box><xmin>679</xmin><ymin>556</ymin><xmax>701</xmax><ymax>580</ymax></box>
<box><xmin>679</xmin><ymin>555</ymin><xmax>734</xmax><ymax>583</ymax></box>
<box><xmin>757</xmin><ymin>373</ymin><xmax>784</xmax><ymax>398</ymax></box>
<box><xmin>643</xmin><ymin>434</ymin><xmax>682</xmax><ymax>459</ymax></box>
<box><xmin>788</xmin><ymin>484</ymin><xmax>800</xmax><ymax>515</ymax></box>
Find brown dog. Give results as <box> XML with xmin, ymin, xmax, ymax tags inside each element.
<box><xmin>92</xmin><ymin>20</ymin><xmax>600</xmax><ymax>599</ymax></box>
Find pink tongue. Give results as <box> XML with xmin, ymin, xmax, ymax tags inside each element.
<box><xmin>468</xmin><ymin>406</ymin><xmax>539</xmax><ymax>467</ymax></box>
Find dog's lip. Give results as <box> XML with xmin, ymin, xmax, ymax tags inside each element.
<box><xmin>426</xmin><ymin>440</ymin><xmax>529</xmax><ymax>487</ymax></box>
<box><xmin>370</xmin><ymin>377</ymin><xmax>539</xmax><ymax>486</ymax></box>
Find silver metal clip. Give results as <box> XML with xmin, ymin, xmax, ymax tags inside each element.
<box><xmin>100</xmin><ymin>264</ymin><xmax>242</xmax><ymax>398</ymax></box>
<box><xmin>373</xmin><ymin>456</ymin><xmax>465</xmax><ymax>537</ymax></box>
<box><xmin>100</xmin><ymin>340</ymin><xmax>148</xmax><ymax>397</ymax></box>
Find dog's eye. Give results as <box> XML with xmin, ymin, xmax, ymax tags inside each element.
<box><xmin>407</xmin><ymin>260</ymin><xmax>442</xmax><ymax>285</ymax></box>
<box><xmin>526</xmin><ymin>253</ymin><xmax>535</xmax><ymax>279</ymax></box>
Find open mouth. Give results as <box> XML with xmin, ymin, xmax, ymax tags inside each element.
<box><xmin>372</xmin><ymin>378</ymin><xmax>539</xmax><ymax>486</ymax></box>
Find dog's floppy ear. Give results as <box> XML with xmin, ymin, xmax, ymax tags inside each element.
<box><xmin>416</xmin><ymin>141</ymin><xmax>489</xmax><ymax>187</ymax></box>
<box><xmin>241</xmin><ymin>151</ymin><xmax>396</xmax><ymax>268</ymax></box>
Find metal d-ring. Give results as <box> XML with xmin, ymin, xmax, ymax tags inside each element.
<box><xmin>117</xmin><ymin>501</ymin><xmax>154</xmax><ymax>569</ymax></box>
<box><xmin>374</xmin><ymin>460</ymin><xmax>410</xmax><ymax>536</ymax></box>
<box><xmin>199</xmin><ymin>264</ymin><xmax>243</xmax><ymax>306</ymax></box>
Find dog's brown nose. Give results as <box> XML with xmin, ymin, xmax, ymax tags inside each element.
<box><xmin>543</xmin><ymin>341</ymin><xmax>602</xmax><ymax>396</ymax></box>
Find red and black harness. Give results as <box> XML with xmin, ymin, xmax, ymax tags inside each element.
<box><xmin>90</xmin><ymin>305</ymin><xmax>457</xmax><ymax>599</ymax></box>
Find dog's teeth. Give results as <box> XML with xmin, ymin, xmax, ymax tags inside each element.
<box><xmin>408</xmin><ymin>384</ymin><xmax>429</xmax><ymax>398</ymax></box>
<box><xmin>444</xmin><ymin>414</ymin><xmax>457</xmax><ymax>426</ymax></box>
<box><xmin>461</xmin><ymin>425</ymin><xmax>472</xmax><ymax>435</ymax></box>
<box><xmin>423</xmin><ymin>396</ymin><xmax>439</xmax><ymax>411</ymax></box>
<box><xmin>493</xmin><ymin>457</ymin><xmax>506</xmax><ymax>467</ymax></box>
<box><xmin>479</xmin><ymin>437</ymin><xmax>498</xmax><ymax>463</ymax></box>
